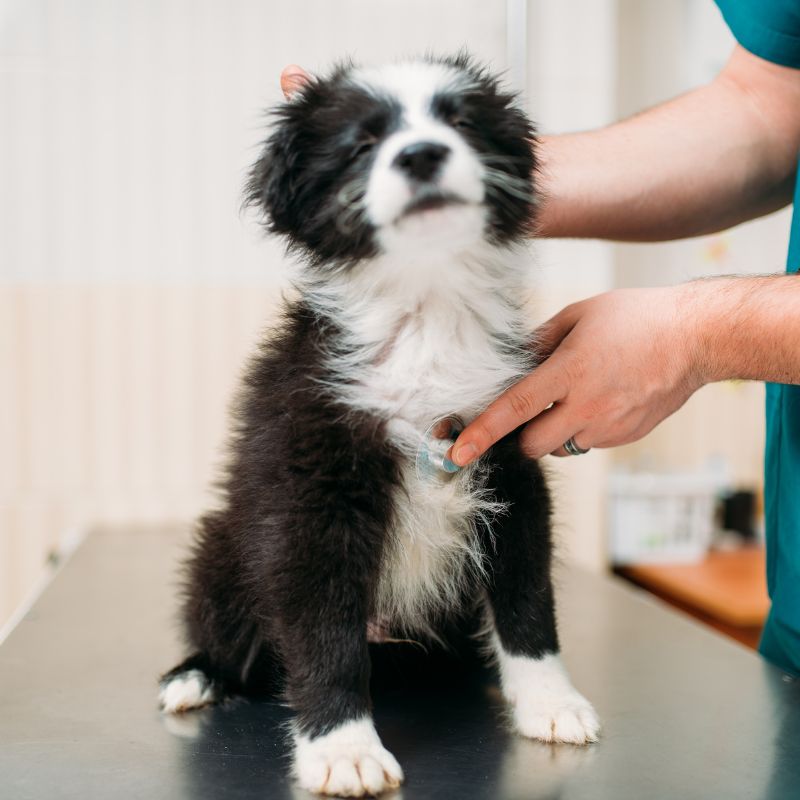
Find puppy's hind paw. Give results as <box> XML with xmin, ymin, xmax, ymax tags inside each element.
<box><xmin>158</xmin><ymin>669</ymin><xmax>216</xmax><ymax>714</ymax></box>
<box><xmin>294</xmin><ymin>718</ymin><xmax>403</xmax><ymax>797</ymax></box>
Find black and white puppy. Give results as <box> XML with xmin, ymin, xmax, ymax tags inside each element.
<box><xmin>160</xmin><ymin>54</ymin><xmax>599</xmax><ymax>797</ymax></box>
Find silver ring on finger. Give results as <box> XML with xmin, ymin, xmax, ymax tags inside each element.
<box><xmin>564</xmin><ymin>436</ymin><xmax>590</xmax><ymax>456</ymax></box>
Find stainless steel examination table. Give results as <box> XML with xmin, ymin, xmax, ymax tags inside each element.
<box><xmin>1</xmin><ymin>527</ymin><xmax>799</xmax><ymax>800</ymax></box>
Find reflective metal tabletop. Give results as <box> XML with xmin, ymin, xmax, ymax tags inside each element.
<box><xmin>1</xmin><ymin>527</ymin><xmax>798</xmax><ymax>799</ymax></box>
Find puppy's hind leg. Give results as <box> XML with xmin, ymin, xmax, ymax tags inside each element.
<box><xmin>481</xmin><ymin>438</ymin><xmax>600</xmax><ymax>744</ymax></box>
<box><xmin>159</xmin><ymin>652</ymin><xmax>223</xmax><ymax>714</ymax></box>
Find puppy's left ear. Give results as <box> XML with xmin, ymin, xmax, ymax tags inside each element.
<box><xmin>244</xmin><ymin>107</ymin><xmax>303</xmax><ymax>236</ymax></box>
<box><xmin>243</xmin><ymin>67</ymin><xmax>315</xmax><ymax>234</ymax></box>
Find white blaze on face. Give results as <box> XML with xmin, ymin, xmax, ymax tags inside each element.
<box><xmin>358</xmin><ymin>62</ymin><xmax>485</xmax><ymax>233</ymax></box>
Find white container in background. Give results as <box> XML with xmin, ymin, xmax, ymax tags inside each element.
<box><xmin>608</xmin><ymin>470</ymin><xmax>727</xmax><ymax>565</ymax></box>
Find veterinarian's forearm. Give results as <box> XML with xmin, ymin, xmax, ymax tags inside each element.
<box><xmin>536</xmin><ymin>46</ymin><xmax>800</xmax><ymax>241</ymax></box>
<box><xmin>692</xmin><ymin>275</ymin><xmax>800</xmax><ymax>385</ymax></box>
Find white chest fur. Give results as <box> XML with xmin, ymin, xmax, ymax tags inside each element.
<box><xmin>307</xmin><ymin>244</ymin><xmax>534</xmax><ymax>635</ymax></box>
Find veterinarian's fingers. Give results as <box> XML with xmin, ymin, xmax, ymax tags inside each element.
<box><xmin>280</xmin><ymin>64</ymin><xmax>312</xmax><ymax>99</ymax></box>
<box><xmin>549</xmin><ymin>431</ymin><xmax>591</xmax><ymax>458</ymax></box>
<box><xmin>518</xmin><ymin>405</ymin><xmax>587</xmax><ymax>460</ymax></box>
<box><xmin>450</xmin><ymin>363</ymin><xmax>568</xmax><ymax>466</ymax></box>
<box><xmin>534</xmin><ymin>302</ymin><xmax>583</xmax><ymax>356</ymax></box>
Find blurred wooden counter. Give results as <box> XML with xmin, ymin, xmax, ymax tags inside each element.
<box><xmin>617</xmin><ymin>547</ymin><xmax>770</xmax><ymax>649</ymax></box>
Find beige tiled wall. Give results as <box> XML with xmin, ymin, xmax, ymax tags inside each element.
<box><xmin>0</xmin><ymin>283</ymin><xmax>283</xmax><ymax>628</ymax></box>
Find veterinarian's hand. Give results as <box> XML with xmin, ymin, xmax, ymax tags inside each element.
<box><xmin>450</xmin><ymin>285</ymin><xmax>708</xmax><ymax>462</ymax></box>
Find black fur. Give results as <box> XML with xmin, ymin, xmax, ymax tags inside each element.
<box><xmin>164</xmin><ymin>56</ymin><xmax>557</xmax><ymax>745</ymax></box>
<box><xmin>174</xmin><ymin>303</ymin><xmax>403</xmax><ymax>734</ymax></box>
<box><xmin>244</xmin><ymin>64</ymin><xmax>400</xmax><ymax>267</ymax></box>
<box><xmin>244</xmin><ymin>53</ymin><xmax>535</xmax><ymax>269</ymax></box>
<box><xmin>481</xmin><ymin>435</ymin><xmax>558</xmax><ymax>658</ymax></box>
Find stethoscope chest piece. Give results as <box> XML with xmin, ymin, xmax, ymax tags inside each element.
<box><xmin>414</xmin><ymin>415</ymin><xmax>464</xmax><ymax>480</ymax></box>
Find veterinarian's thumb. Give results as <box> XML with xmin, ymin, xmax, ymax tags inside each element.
<box><xmin>450</xmin><ymin>360</ymin><xmax>568</xmax><ymax>466</ymax></box>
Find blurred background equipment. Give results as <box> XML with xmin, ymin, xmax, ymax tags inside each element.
<box><xmin>608</xmin><ymin>467</ymin><xmax>727</xmax><ymax>566</ymax></box>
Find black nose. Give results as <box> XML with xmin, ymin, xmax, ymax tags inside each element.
<box><xmin>392</xmin><ymin>142</ymin><xmax>450</xmax><ymax>181</ymax></box>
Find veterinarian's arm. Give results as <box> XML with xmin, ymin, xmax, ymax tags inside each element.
<box><xmin>450</xmin><ymin>275</ymin><xmax>800</xmax><ymax>463</ymax></box>
<box><xmin>536</xmin><ymin>45</ymin><xmax>800</xmax><ymax>240</ymax></box>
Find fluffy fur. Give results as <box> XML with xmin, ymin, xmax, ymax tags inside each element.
<box><xmin>160</xmin><ymin>53</ymin><xmax>598</xmax><ymax>797</ymax></box>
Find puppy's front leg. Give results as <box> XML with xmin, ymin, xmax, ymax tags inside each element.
<box><xmin>294</xmin><ymin>716</ymin><xmax>403</xmax><ymax>798</ymax></box>
<box><xmin>483</xmin><ymin>439</ymin><xmax>600</xmax><ymax>744</ymax></box>
<box><xmin>271</xmin><ymin>456</ymin><xmax>404</xmax><ymax>796</ymax></box>
<box><xmin>283</xmin><ymin>606</ymin><xmax>403</xmax><ymax>797</ymax></box>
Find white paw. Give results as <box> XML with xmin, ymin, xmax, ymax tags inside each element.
<box><xmin>513</xmin><ymin>689</ymin><xmax>600</xmax><ymax>744</ymax></box>
<box><xmin>493</xmin><ymin>645</ymin><xmax>600</xmax><ymax>745</ymax></box>
<box><xmin>159</xmin><ymin>669</ymin><xmax>215</xmax><ymax>713</ymax></box>
<box><xmin>294</xmin><ymin>718</ymin><xmax>404</xmax><ymax>797</ymax></box>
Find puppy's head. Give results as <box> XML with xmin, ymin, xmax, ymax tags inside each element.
<box><xmin>246</xmin><ymin>54</ymin><xmax>536</xmax><ymax>269</ymax></box>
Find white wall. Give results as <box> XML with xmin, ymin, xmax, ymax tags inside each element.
<box><xmin>0</xmin><ymin>0</ymin><xmax>510</xmax><ymax>285</ymax></box>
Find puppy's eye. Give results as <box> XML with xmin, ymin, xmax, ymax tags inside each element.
<box><xmin>450</xmin><ymin>116</ymin><xmax>474</xmax><ymax>131</ymax></box>
<box><xmin>352</xmin><ymin>134</ymin><xmax>377</xmax><ymax>159</ymax></box>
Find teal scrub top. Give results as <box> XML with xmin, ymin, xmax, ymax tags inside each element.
<box><xmin>715</xmin><ymin>0</ymin><xmax>800</xmax><ymax>675</ymax></box>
